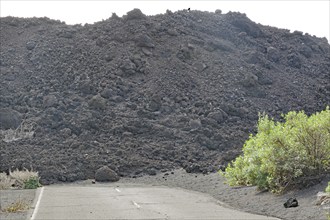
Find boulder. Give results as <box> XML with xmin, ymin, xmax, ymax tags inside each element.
<box><xmin>287</xmin><ymin>53</ymin><xmax>302</xmax><ymax>69</ymax></box>
<box><xmin>189</xmin><ymin>118</ymin><xmax>202</xmax><ymax>130</ymax></box>
<box><xmin>208</xmin><ymin>110</ymin><xmax>226</xmax><ymax>123</ymax></box>
<box><xmin>26</xmin><ymin>41</ymin><xmax>36</xmax><ymax>50</ymax></box>
<box><xmin>0</xmin><ymin>108</ymin><xmax>22</xmax><ymax>130</ymax></box>
<box><xmin>267</xmin><ymin>47</ymin><xmax>280</xmax><ymax>62</ymax></box>
<box><xmin>95</xmin><ymin>166</ymin><xmax>120</xmax><ymax>182</ymax></box>
<box><xmin>88</xmin><ymin>94</ymin><xmax>107</xmax><ymax>110</ymax></box>
<box><xmin>125</xmin><ymin>9</ymin><xmax>147</xmax><ymax>21</ymax></box>
<box><xmin>43</xmin><ymin>95</ymin><xmax>58</xmax><ymax>108</ymax></box>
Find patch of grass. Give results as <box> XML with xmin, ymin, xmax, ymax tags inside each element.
<box><xmin>1</xmin><ymin>199</ymin><xmax>29</xmax><ymax>213</ymax></box>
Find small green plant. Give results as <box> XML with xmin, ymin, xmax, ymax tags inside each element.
<box><xmin>23</xmin><ymin>176</ymin><xmax>41</xmax><ymax>189</ymax></box>
<box><xmin>222</xmin><ymin>107</ymin><xmax>330</xmax><ymax>194</ymax></box>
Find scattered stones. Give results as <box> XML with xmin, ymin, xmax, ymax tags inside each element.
<box><xmin>0</xmin><ymin>10</ymin><xmax>329</xmax><ymax>184</ymax></box>
<box><xmin>120</xmin><ymin>58</ymin><xmax>137</xmax><ymax>76</ymax></box>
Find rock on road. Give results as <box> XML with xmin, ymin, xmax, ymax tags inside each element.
<box><xmin>29</xmin><ymin>185</ymin><xmax>280</xmax><ymax>220</ymax></box>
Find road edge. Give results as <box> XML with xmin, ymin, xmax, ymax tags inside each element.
<box><xmin>26</xmin><ymin>187</ymin><xmax>44</xmax><ymax>220</ymax></box>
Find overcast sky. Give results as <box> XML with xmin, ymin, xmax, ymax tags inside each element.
<box><xmin>1</xmin><ymin>1</ymin><xmax>329</xmax><ymax>41</ymax></box>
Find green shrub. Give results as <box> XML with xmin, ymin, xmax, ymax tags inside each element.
<box><xmin>326</xmin><ymin>182</ymin><xmax>330</xmax><ymax>193</ymax></box>
<box><xmin>222</xmin><ymin>107</ymin><xmax>330</xmax><ymax>194</ymax></box>
<box><xmin>24</xmin><ymin>176</ymin><xmax>41</xmax><ymax>189</ymax></box>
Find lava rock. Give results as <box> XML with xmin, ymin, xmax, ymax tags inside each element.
<box><xmin>0</xmin><ymin>108</ymin><xmax>22</xmax><ymax>130</ymax></box>
<box><xmin>26</xmin><ymin>41</ymin><xmax>36</xmax><ymax>50</ymax></box>
<box><xmin>88</xmin><ymin>94</ymin><xmax>107</xmax><ymax>110</ymax></box>
<box><xmin>267</xmin><ymin>47</ymin><xmax>280</xmax><ymax>62</ymax></box>
<box><xmin>0</xmin><ymin>10</ymin><xmax>329</xmax><ymax>185</ymax></box>
<box><xmin>43</xmin><ymin>95</ymin><xmax>58</xmax><ymax>108</ymax></box>
<box><xmin>287</xmin><ymin>53</ymin><xmax>302</xmax><ymax>69</ymax></box>
<box><xmin>95</xmin><ymin>166</ymin><xmax>120</xmax><ymax>182</ymax></box>
<box><xmin>284</xmin><ymin>198</ymin><xmax>299</xmax><ymax>208</ymax></box>
<box><xmin>125</xmin><ymin>8</ymin><xmax>147</xmax><ymax>21</ymax></box>
<box><xmin>146</xmin><ymin>168</ymin><xmax>157</xmax><ymax>176</ymax></box>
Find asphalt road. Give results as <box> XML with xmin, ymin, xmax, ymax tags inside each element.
<box><xmin>29</xmin><ymin>185</ymin><xmax>280</xmax><ymax>220</ymax></box>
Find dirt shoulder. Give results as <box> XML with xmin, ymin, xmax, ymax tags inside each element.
<box><xmin>117</xmin><ymin>169</ymin><xmax>329</xmax><ymax>220</ymax></box>
<box><xmin>0</xmin><ymin>189</ymin><xmax>36</xmax><ymax>220</ymax></box>
<box><xmin>1</xmin><ymin>169</ymin><xmax>328</xmax><ymax>220</ymax></box>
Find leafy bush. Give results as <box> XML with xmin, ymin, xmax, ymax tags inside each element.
<box><xmin>222</xmin><ymin>107</ymin><xmax>330</xmax><ymax>194</ymax></box>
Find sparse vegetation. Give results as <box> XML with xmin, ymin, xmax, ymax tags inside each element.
<box><xmin>23</xmin><ymin>176</ymin><xmax>41</xmax><ymax>189</ymax></box>
<box><xmin>0</xmin><ymin>172</ymin><xmax>14</xmax><ymax>190</ymax></box>
<box><xmin>222</xmin><ymin>107</ymin><xmax>330</xmax><ymax>194</ymax></box>
<box><xmin>9</xmin><ymin>169</ymin><xmax>41</xmax><ymax>189</ymax></box>
<box><xmin>327</xmin><ymin>182</ymin><xmax>330</xmax><ymax>220</ymax></box>
<box><xmin>0</xmin><ymin>169</ymin><xmax>41</xmax><ymax>190</ymax></box>
<box><xmin>1</xmin><ymin>199</ymin><xmax>29</xmax><ymax>213</ymax></box>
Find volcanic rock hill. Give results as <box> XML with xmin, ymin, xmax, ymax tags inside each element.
<box><xmin>0</xmin><ymin>9</ymin><xmax>329</xmax><ymax>184</ymax></box>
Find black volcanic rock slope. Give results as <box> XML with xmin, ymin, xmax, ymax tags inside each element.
<box><xmin>0</xmin><ymin>9</ymin><xmax>329</xmax><ymax>184</ymax></box>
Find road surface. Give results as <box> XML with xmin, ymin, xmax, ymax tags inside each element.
<box><xmin>29</xmin><ymin>185</ymin><xmax>280</xmax><ymax>220</ymax></box>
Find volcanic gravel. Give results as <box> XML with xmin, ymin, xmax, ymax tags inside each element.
<box><xmin>0</xmin><ymin>9</ymin><xmax>329</xmax><ymax>184</ymax></box>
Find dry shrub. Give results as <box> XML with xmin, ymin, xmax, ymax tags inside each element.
<box><xmin>0</xmin><ymin>172</ymin><xmax>14</xmax><ymax>190</ymax></box>
<box><xmin>1</xmin><ymin>199</ymin><xmax>29</xmax><ymax>213</ymax></box>
<box><xmin>1</xmin><ymin>119</ymin><xmax>35</xmax><ymax>143</ymax></box>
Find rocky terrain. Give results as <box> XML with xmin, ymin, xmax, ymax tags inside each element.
<box><xmin>0</xmin><ymin>9</ymin><xmax>329</xmax><ymax>184</ymax></box>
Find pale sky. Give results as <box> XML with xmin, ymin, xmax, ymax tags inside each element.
<box><xmin>1</xmin><ymin>1</ymin><xmax>329</xmax><ymax>41</ymax></box>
